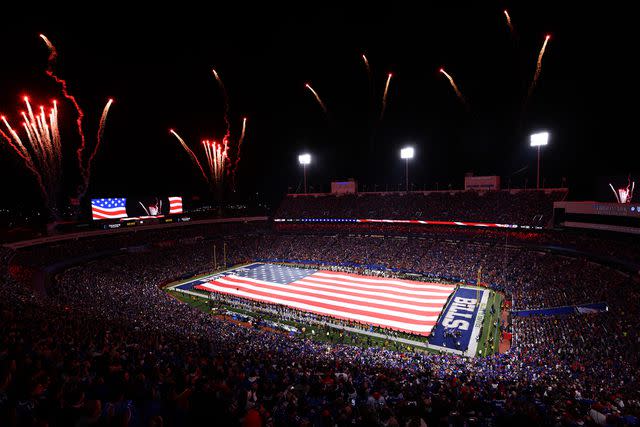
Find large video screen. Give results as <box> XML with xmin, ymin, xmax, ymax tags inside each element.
<box><xmin>91</xmin><ymin>196</ymin><xmax>183</xmax><ymax>220</ymax></box>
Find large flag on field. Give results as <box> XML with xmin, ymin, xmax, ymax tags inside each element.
<box><xmin>195</xmin><ymin>264</ymin><xmax>456</xmax><ymax>336</ymax></box>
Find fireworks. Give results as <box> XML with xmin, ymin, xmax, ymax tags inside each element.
<box><xmin>233</xmin><ymin>117</ymin><xmax>247</xmax><ymax>176</ymax></box>
<box><xmin>212</xmin><ymin>68</ymin><xmax>231</xmax><ymax>137</ymax></box>
<box><xmin>362</xmin><ymin>53</ymin><xmax>371</xmax><ymax>79</ymax></box>
<box><xmin>77</xmin><ymin>99</ymin><xmax>114</xmax><ymax>197</ymax></box>
<box><xmin>40</xmin><ymin>34</ymin><xmax>88</xmax><ymax>175</ymax></box>
<box><xmin>1</xmin><ymin>97</ymin><xmax>62</xmax><ymax>204</ymax></box>
<box><xmin>39</xmin><ymin>33</ymin><xmax>113</xmax><ymax>199</ymax></box>
<box><xmin>305</xmin><ymin>83</ymin><xmax>327</xmax><ymax>114</ymax></box>
<box><xmin>504</xmin><ymin>10</ymin><xmax>515</xmax><ymax>35</ymax></box>
<box><xmin>380</xmin><ymin>72</ymin><xmax>393</xmax><ymax>120</ymax></box>
<box><xmin>609</xmin><ymin>176</ymin><xmax>635</xmax><ymax>203</ymax></box>
<box><xmin>170</xmin><ymin>129</ymin><xmax>209</xmax><ymax>183</ymax></box>
<box><xmin>526</xmin><ymin>34</ymin><xmax>551</xmax><ymax>102</ymax></box>
<box><xmin>202</xmin><ymin>138</ymin><xmax>229</xmax><ymax>185</ymax></box>
<box><xmin>170</xmin><ymin>67</ymin><xmax>246</xmax><ymax>191</ymax></box>
<box><xmin>439</xmin><ymin>68</ymin><xmax>468</xmax><ymax>109</ymax></box>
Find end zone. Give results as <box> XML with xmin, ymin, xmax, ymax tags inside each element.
<box><xmin>427</xmin><ymin>286</ymin><xmax>489</xmax><ymax>357</ymax></box>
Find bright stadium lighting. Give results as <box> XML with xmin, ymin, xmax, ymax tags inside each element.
<box><xmin>298</xmin><ymin>153</ymin><xmax>311</xmax><ymax>165</ymax></box>
<box><xmin>530</xmin><ymin>132</ymin><xmax>550</xmax><ymax>189</ymax></box>
<box><xmin>298</xmin><ymin>153</ymin><xmax>311</xmax><ymax>193</ymax></box>
<box><xmin>400</xmin><ymin>146</ymin><xmax>414</xmax><ymax>192</ymax></box>
<box><xmin>400</xmin><ymin>147</ymin><xmax>414</xmax><ymax>159</ymax></box>
<box><xmin>530</xmin><ymin>132</ymin><xmax>549</xmax><ymax>147</ymax></box>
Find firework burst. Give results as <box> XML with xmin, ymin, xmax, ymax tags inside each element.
<box><xmin>1</xmin><ymin>97</ymin><xmax>62</xmax><ymax>204</ymax></box>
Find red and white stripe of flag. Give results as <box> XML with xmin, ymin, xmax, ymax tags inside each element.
<box><xmin>195</xmin><ymin>270</ymin><xmax>455</xmax><ymax>335</ymax></box>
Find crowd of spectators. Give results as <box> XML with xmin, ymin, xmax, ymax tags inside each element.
<box><xmin>2</xmin><ymin>213</ymin><xmax>640</xmax><ymax>426</ymax></box>
<box><xmin>275</xmin><ymin>190</ymin><xmax>567</xmax><ymax>226</ymax></box>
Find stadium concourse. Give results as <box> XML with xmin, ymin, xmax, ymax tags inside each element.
<box><xmin>1</xmin><ymin>191</ymin><xmax>640</xmax><ymax>426</ymax></box>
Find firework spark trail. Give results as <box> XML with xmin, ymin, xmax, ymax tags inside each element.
<box><xmin>526</xmin><ymin>35</ymin><xmax>551</xmax><ymax>102</ymax></box>
<box><xmin>2</xmin><ymin>116</ymin><xmax>30</xmax><ymax>158</ymax></box>
<box><xmin>202</xmin><ymin>140</ymin><xmax>214</xmax><ymax>177</ymax></box>
<box><xmin>504</xmin><ymin>10</ymin><xmax>515</xmax><ymax>35</ymax></box>
<box><xmin>221</xmin><ymin>137</ymin><xmax>229</xmax><ymax>182</ymax></box>
<box><xmin>75</xmin><ymin>98</ymin><xmax>114</xmax><ymax>197</ymax></box>
<box><xmin>50</xmin><ymin>101</ymin><xmax>62</xmax><ymax>167</ymax></box>
<box><xmin>22</xmin><ymin>98</ymin><xmax>54</xmax><ymax>185</ymax></box>
<box><xmin>362</xmin><ymin>53</ymin><xmax>371</xmax><ymax>80</ymax></box>
<box><xmin>202</xmin><ymin>139</ymin><xmax>230</xmax><ymax>185</ymax></box>
<box><xmin>212</xmin><ymin>68</ymin><xmax>231</xmax><ymax>138</ymax></box>
<box><xmin>380</xmin><ymin>72</ymin><xmax>393</xmax><ymax>120</ymax></box>
<box><xmin>305</xmin><ymin>83</ymin><xmax>328</xmax><ymax>114</ymax></box>
<box><xmin>439</xmin><ymin>68</ymin><xmax>468</xmax><ymax>109</ymax></box>
<box><xmin>40</xmin><ymin>34</ymin><xmax>88</xmax><ymax>175</ymax></box>
<box><xmin>0</xmin><ymin>126</ymin><xmax>35</xmax><ymax>169</ymax></box>
<box><xmin>2</xmin><ymin>110</ymin><xmax>50</xmax><ymax>200</ymax></box>
<box><xmin>362</xmin><ymin>53</ymin><xmax>374</xmax><ymax>115</ymax></box>
<box><xmin>232</xmin><ymin>117</ymin><xmax>247</xmax><ymax>182</ymax></box>
<box><xmin>170</xmin><ymin>129</ymin><xmax>209</xmax><ymax>183</ymax></box>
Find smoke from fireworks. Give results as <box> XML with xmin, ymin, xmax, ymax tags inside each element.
<box><xmin>170</xmin><ymin>129</ymin><xmax>209</xmax><ymax>184</ymax></box>
<box><xmin>40</xmin><ymin>33</ymin><xmax>113</xmax><ymax>199</ymax></box>
<box><xmin>526</xmin><ymin>34</ymin><xmax>551</xmax><ymax>103</ymax></box>
<box><xmin>439</xmin><ymin>68</ymin><xmax>468</xmax><ymax>109</ymax></box>
<box><xmin>504</xmin><ymin>10</ymin><xmax>515</xmax><ymax>35</ymax></box>
<box><xmin>40</xmin><ymin>34</ymin><xmax>88</xmax><ymax>175</ymax></box>
<box><xmin>1</xmin><ymin>97</ymin><xmax>63</xmax><ymax>203</ymax></box>
<box><xmin>380</xmin><ymin>72</ymin><xmax>393</xmax><ymax>120</ymax></box>
<box><xmin>305</xmin><ymin>83</ymin><xmax>327</xmax><ymax>114</ymax></box>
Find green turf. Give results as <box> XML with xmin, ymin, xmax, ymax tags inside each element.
<box><xmin>166</xmin><ymin>289</ymin><xmax>438</xmax><ymax>352</ymax></box>
<box><xmin>165</xmin><ymin>268</ymin><xmax>504</xmax><ymax>357</ymax></box>
<box><xmin>475</xmin><ymin>290</ymin><xmax>504</xmax><ymax>357</ymax></box>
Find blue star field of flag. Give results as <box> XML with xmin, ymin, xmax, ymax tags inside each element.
<box><xmin>91</xmin><ymin>198</ymin><xmax>126</xmax><ymax>209</ymax></box>
<box><xmin>232</xmin><ymin>264</ymin><xmax>317</xmax><ymax>284</ymax></box>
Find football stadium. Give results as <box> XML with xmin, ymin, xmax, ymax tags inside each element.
<box><xmin>2</xmin><ymin>5</ymin><xmax>639</xmax><ymax>427</ymax></box>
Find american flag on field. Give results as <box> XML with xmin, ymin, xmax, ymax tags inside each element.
<box><xmin>168</xmin><ymin>196</ymin><xmax>183</xmax><ymax>214</ymax></box>
<box><xmin>91</xmin><ymin>198</ymin><xmax>127</xmax><ymax>220</ymax></box>
<box><xmin>195</xmin><ymin>263</ymin><xmax>456</xmax><ymax>336</ymax></box>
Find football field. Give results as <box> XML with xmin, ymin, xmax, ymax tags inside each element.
<box><xmin>169</xmin><ymin>262</ymin><xmax>457</xmax><ymax>336</ymax></box>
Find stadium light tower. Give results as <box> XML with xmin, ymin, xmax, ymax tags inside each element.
<box><xmin>298</xmin><ymin>153</ymin><xmax>311</xmax><ymax>194</ymax></box>
<box><xmin>530</xmin><ymin>132</ymin><xmax>549</xmax><ymax>190</ymax></box>
<box><xmin>400</xmin><ymin>147</ymin><xmax>414</xmax><ymax>192</ymax></box>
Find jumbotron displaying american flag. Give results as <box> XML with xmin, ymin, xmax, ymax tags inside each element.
<box><xmin>194</xmin><ymin>264</ymin><xmax>455</xmax><ymax>335</ymax></box>
<box><xmin>168</xmin><ymin>196</ymin><xmax>183</xmax><ymax>214</ymax></box>
<box><xmin>91</xmin><ymin>198</ymin><xmax>127</xmax><ymax>219</ymax></box>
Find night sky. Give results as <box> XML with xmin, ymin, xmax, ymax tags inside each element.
<box><xmin>1</xmin><ymin>4</ymin><xmax>638</xmax><ymax>214</ymax></box>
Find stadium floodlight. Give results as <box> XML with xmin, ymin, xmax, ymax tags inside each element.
<box><xmin>400</xmin><ymin>147</ymin><xmax>414</xmax><ymax>159</ymax></box>
<box><xmin>400</xmin><ymin>147</ymin><xmax>414</xmax><ymax>192</ymax></box>
<box><xmin>529</xmin><ymin>132</ymin><xmax>549</xmax><ymax>189</ymax></box>
<box><xmin>529</xmin><ymin>132</ymin><xmax>549</xmax><ymax>147</ymax></box>
<box><xmin>298</xmin><ymin>153</ymin><xmax>311</xmax><ymax>193</ymax></box>
<box><xmin>298</xmin><ymin>153</ymin><xmax>311</xmax><ymax>165</ymax></box>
